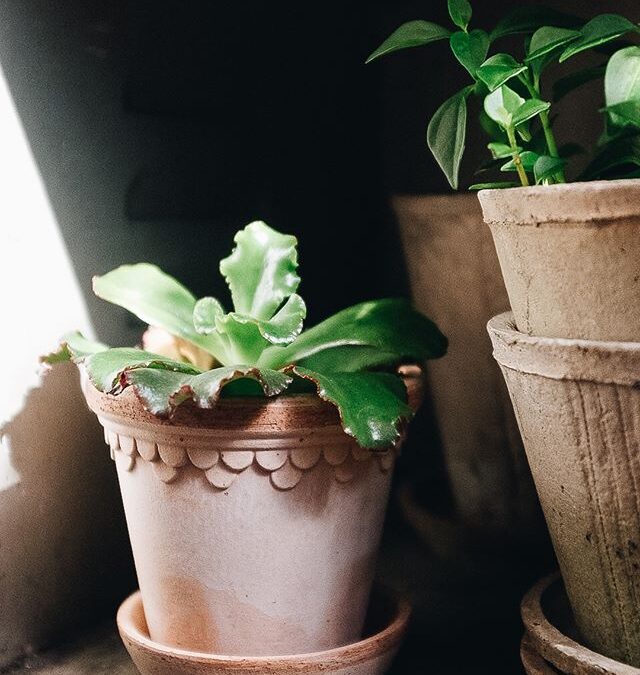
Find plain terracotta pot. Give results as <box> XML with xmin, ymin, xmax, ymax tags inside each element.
<box><xmin>521</xmin><ymin>573</ymin><xmax>640</xmax><ymax>674</ymax></box>
<box><xmin>479</xmin><ymin>179</ymin><xmax>640</xmax><ymax>341</ymax></box>
<box><xmin>489</xmin><ymin>313</ymin><xmax>640</xmax><ymax>665</ymax></box>
<box><xmin>83</xmin><ymin>370</ymin><xmax>421</xmax><ymax>657</ymax></box>
<box><xmin>116</xmin><ymin>585</ymin><xmax>410</xmax><ymax>675</ymax></box>
<box><xmin>394</xmin><ymin>193</ymin><xmax>540</xmax><ymax>539</ymax></box>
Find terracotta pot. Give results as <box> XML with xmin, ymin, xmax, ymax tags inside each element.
<box><xmin>116</xmin><ymin>585</ymin><xmax>410</xmax><ymax>675</ymax></box>
<box><xmin>479</xmin><ymin>179</ymin><xmax>640</xmax><ymax>341</ymax></box>
<box><xmin>83</xmin><ymin>370</ymin><xmax>421</xmax><ymax>657</ymax></box>
<box><xmin>394</xmin><ymin>194</ymin><xmax>540</xmax><ymax>539</ymax></box>
<box><xmin>489</xmin><ymin>313</ymin><xmax>640</xmax><ymax>665</ymax></box>
<box><xmin>521</xmin><ymin>573</ymin><xmax>640</xmax><ymax>674</ymax></box>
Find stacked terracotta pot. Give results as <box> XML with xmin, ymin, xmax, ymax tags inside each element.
<box><xmin>479</xmin><ymin>179</ymin><xmax>640</xmax><ymax>670</ymax></box>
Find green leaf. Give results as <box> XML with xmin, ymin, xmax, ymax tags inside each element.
<box><xmin>560</xmin><ymin>15</ymin><xmax>640</xmax><ymax>63</ymax></box>
<box><xmin>488</xmin><ymin>142</ymin><xmax>521</xmax><ymax>158</ymax></box>
<box><xmin>122</xmin><ymin>366</ymin><xmax>293</xmax><ymax>417</ymax></box>
<box><xmin>450</xmin><ymin>30</ymin><xmax>490</xmax><ymax>77</ymax></box>
<box><xmin>448</xmin><ymin>0</ymin><xmax>472</xmax><ymax>32</ymax></box>
<box><xmin>605</xmin><ymin>46</ymin><xmax>640</xmax><ymax>127</ymax></box>
<box><xmin>220</xmin><ymin>221</ymin><xmax>300</xmax><ymax>321</ymax></box>
<box><xmin>366</xmin><ymin>20</ymin><xmax>451</xmax><ymax>63</ymax></box>
<box><xmin>479</xmin><ymin>109</ymin><xmax>508</xmax><ymax>142</ymax></box>
<box><xmin>534</xmin><ymin>155</ymin><xmax>567</xmax><ymax>184</ymax></box>
<box><xmin>293</xmin><ymin>368</ymin><xmax>412</xmax><ymax>450</ymax></box>
<box><xmin>476</xmin><ymin>53</ymin><xmax>527</xmax><ymax>92</ymax></box>
<box><xmin>511</xmin><ymin>98</ymin><xmax>551</xmax><ymax>126</ymax></box>
<box><xmin>525</xmin><ymin>27</ymin><xmax>580</xmax><ymax>62</ymax></box>
<box><xmin>93</xmin><ymin>264</ymin><xmax>228</xmax><ymax>362</ymax></box>
<box><xmin>295</xmin><ymin>346</ymin><xmax>399</xmax><ymax>373</ymax></box>
<box><xmin>580</xmin><ymin>133</ymin><xmax>640</xmax><ymax>180</ymax></box>
<box><xmin>259</xmin><ymin>298</ymin><xmax>447</xmax><ymax>371</ymax></box>
<box><xmin>500</xmin><ymin>151</ymin><xmax>539</xmax><ymax>173</ymax></box>
<box><xmin>483</xmin><ymin>85</ymin><xmax>526</xmax><ymax>128</ymax></box>
<box><xmin>427</xmin><ymin>87</ymin><xmax>472</xmax><ymax>189</ymax></box>
<box><xmin>552</xmin><ymin>65</ymin><xmax>606</xmax><ymax>101</ymax></box>
<box><xmin>490</xmin><ymin>6</ymin><xmax>580</xmax><ymax>41</ymax></box>
<box><xmin>469</xmin><ymin>181</ymin><xmax>520</xmax><ymax>190</ymax></box>
<box><xmin>84</xmin><ymin>348</ymin><xmax>201</xmax><ymax>393</ymax></box>
<box><xmin>41</xmin><ymin>331</ymin><xmax>108</xmax><ymax>364</ymax></box>
<box><xmin>193</xmin><ymin>297</ymin><xmax>225</xmax><ymax>334</ymax></box>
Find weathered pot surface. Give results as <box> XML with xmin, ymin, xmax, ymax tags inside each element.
<box><xmin>117</xmin><ymin>585</ymin><xmax>410</xmax><ymax>675</ymax></box>
<box><xmin>488</xmin><ymin>313</ymin><xmax>640</xmax><ymax>665</ymax></box>
<box><xmin>521</xmin><ymin>573</ymin><xmax>640</xmax><ymax>675</ymax></box>
<box><xmin>83</xmin><ymin>369</ymin><xmax>421</xmax><ymax>657</ymax></box>
<box><xmin>479</xmin><ymin>179</ymin><xmax>640</xmax><ymax>341</ymax></box>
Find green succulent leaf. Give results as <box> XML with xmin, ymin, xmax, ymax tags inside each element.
<box><xmin>605</xmin><ymin>46</ymin><xmax>640</xmax><ymax>127</ymax></box>
<box><xmin>427</xmin><ymin>86</ymin><xmax>473</xmax><ymax>189</ymax></box>
<box><xmin>84</xmin><ymin>348</ymin><xmax>201</xmax><ymax>393</ymax></box>
<box><xmin>484</xmin><ymin>85</ymin><xmax>526</xmax><ymax>129</ymax></box>
<box><xmin>476</xmin><ymin>53</ymin><xmax>527</xmax><ymax>92</ymax></box>
<box><xmin>490</xmin><ymin>6</ymin><xmax>580</xmax><ymax>42</ymax></box>
<box><xmin>469</xmin><ymin>181</ymin><xmax>520</xmax><ymax>190</ymax></box>
<box><xmin>560</xmin><ymin>15</ymin><xmax>640</xmax><ymax>63</ymax></box>
<box><xmin>259</xmin><ymin>298</ymin><xmax>447</xmax><ymax>371</ymax></box>
<box><xmin>511</xmin><ymin>98</ymin><xmax>551</xmax><ymax>127</ymax></box>
<box><xmin>366</xmin><ymin>20</ymin><xmax>451</xmax><ymax>63</ymax></box>
<box><xmin>525</xmin><ymin>27</ymin><xmax>580</xmax><ymax>62</ymax></box>
<box><xmin>41</xmin><ymin>331</ymin><xmax>108</xmax><ymax>364</ymax></box>
<box><xmin>552</xmin><ymin>65</ymin><xmax>606</xmax><ymax>101</ymax></box>
<box><xmin>93</xmin><ymin>264</ymin><xmax>228</xmax><ymax>362</ymax></box>
<box><xmin>500</xmin><ymin>151</ymin><xmax>539</xmax><ymax>173</ymax></box>
<box><xmin>448</xmin><ymin>0</ymin><xmax>472</xmax><ymax>31</ymax></box>
<box><xmin>293</xmin><ymin>368</ymin><xmax>412</xmax><ymax>450</ymax></box>
<box><xmin>294</xmin><ymin>346</ymin><xmax>399</xmax><ymax>373</ymax></box>
<box><xmin>219</xmin><ymin>221</ymin><xmax>300</xmax><ymax>321</ymax></box>
<box><xmin>193</xmin><ymin>297</ymin><xmax>225</xmax><ymax>335</ymax></box>
<box><xmin>121</xmin><ymin>366</ymin><xmax>293</xmax><ymax>417</ymax></box>
<box><xmin>450</xmin><ymin>30</ymin><xmax>490</xmax><ymax>77</ymax></box>
<box><xmin>534</xmin><ymin>155</ymin><xmax>567</xmax><ymax>184</ymax></box>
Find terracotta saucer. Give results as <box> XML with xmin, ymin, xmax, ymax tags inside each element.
<box><xmin>117</xmin><ymin>586</ymin><xmax>410</xmax><ymax>675</ymax></box>
<box><xmin>521</xmin><ymin>572</ymin><xmax>640</xmax><ymax>674</ymax></box>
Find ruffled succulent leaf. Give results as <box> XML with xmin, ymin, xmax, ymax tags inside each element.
<box><xmin>296</xmin><ymin>345</ymin><xmax>399</xmax><ymax>373</ymax></box>
<box><xmin>41</xmin><ymin>331</ymin><xmax>109</xmax><ymax>364</ymax></box>
<box><xmin>121</xmin><ymin>366</ymin><xmax>292</xmax><ymax>417</ymax></box>
<box><xmin>366</xmin><ymin>20</ymin><xmax>450</xmax><ymax>63</ymax></box>
<box><xmin>259</xmin><ymin>298</ymin><xmax>447</xmax><ymax>371</ymax></box>
<box><xmin>292</xmin><ymin>367</ymin><xmax>412</xmax><ymax>450</ymax></box>
<box><xmin>219</xmin><ymin>221</ymin><xmax>300</xmax><ymax>321</ymax></box>
<box><xmin>193</xmin><ymin>297</ymin><xmax>225</xmax><ymax>335</ymax></box>
<box><xmin>93</xmin><ymin>264</ymin><xmax>228</xmax><ymax>362</ymax></box>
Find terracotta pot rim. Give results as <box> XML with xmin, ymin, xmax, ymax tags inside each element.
<box><xmin>478</xmin><ymin>178</ymin><xmax>640</xmax><ymax>226</ymax></box>
<box><xmin>520</xmin><ymin>633</ymin><xmax>556</xmax><ymax>674</ymax></box>
<box><xmin>521</xmin><ymin>572</ymin><xmax>640</xmax><ymax>674</ymax></box>
<box><xmin>488</xmin><ymin>312</ymin><xmax>640</xmax><ymax>386</ymax></box>
<box><xmin>117</xmin><ymin>587</ymin><xmax>411</xmax><ymax>669</ymax></box>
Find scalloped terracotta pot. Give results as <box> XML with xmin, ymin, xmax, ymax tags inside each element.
<box><xmin>479</xmin><ymin>179</ymin><xmax>640</xmax><ymax>341</ymax></box>
<box><xmin>488</xmin><ymin>313</ymin><xmax>640</xmax><ymax>665</ymax></box>
<box><xmin>82</xmin><ymin>371</ymin><xmax>421</xmax><ymax>657</ymax></box>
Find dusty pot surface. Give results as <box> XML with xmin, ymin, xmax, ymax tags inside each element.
<box><xmin>521</xmin><ymin>573</ymin><xmax>640</xmax><ymax>675</ymax></box>
<box><xmin>116</xmin><ymin>585</ymin><xmax>410</xmax><ymax>675</ymax></box>
<box><xmin>394</xmin><ymin>193</ymin><xmax>540</xmax><ymax>540</ymax></box>
<box><xmin>84</xmin><ymin>371</ymin><xmax>421</xmax><ymax>657</ymax></box>
<box><xmin>489</xmin><ymin>313</ymin><xmax>640</xmax><ymax>665</ymax></box>
<box><xmin>479</xmin><ymin>179</ymin><xmax>640</xmax><ymax>341</ymax></box>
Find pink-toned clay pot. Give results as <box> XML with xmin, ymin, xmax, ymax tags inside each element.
<box><xmin>479</xmin><ymin>179</ymin><xmax>640</xmax><ymax>341</ymax></box>
<box><xmin>521</xmin><ymin>573</ymin><xmax>640</xmax><ymax>675</ymax></box>
<box><xmin>84</xmin><ymin>369</ymin><xmax>421</xmax><ymax>657</ymax></box>
<box><xmin>116</xmin><ymin>585</ymin><xmax>409</xmax><ymax>675</ymax></box>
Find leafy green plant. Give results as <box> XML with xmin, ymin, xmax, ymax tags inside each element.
<box><xmin>367</xmin><ymin>2</ymin><xmax>640</xmax><ymax>189</ymax></box>
<box><xmin>43</xmin><ymin>222</ymin><xmax>447</xmax><ymax>450</ymax></box>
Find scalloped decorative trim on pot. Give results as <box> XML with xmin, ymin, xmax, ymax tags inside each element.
<box><xmin>105</xmin><ymin>427</ymin><xmax>396</xmax><ymax>491</ymax></box>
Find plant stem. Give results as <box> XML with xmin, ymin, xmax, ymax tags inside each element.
<box><xmin>507</xmin><ymin>126</ymin><xmax>530</xmax><ymax>187</ymax></box>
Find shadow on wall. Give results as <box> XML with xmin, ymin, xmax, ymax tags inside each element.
<box><xmin>0</xmin><ymin>364</ymin><xmax>134</xmax><ymax>668</ymax></box>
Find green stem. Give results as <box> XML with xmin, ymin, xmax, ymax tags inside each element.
<box><xmin>507</xmin><ymin>126</ymin><xmax>530</xmax><ymax>187</ymax></box>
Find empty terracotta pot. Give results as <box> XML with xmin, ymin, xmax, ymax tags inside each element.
<box><xmin>83</xmin><ymin>370</ymin><xmax>421</xmax><ymax>657</ymax></box>
<box><xmin>489</xmin><ymin>313</ymin><xmax>640</xmax><ymax>665</ymax></box>
<box><xmin>479</xmin><ymin>179</ymin><xmax>640</xmax><ymax>341</ymax></box>
<box><xmin>117</xmin><ymin>585</ymin><xmax>410</xmax><ymax>675</ymax></box>
<box><xmin>394</xmin><ymin>193</ymin><xmax>540</xmax><ymax>540</ymax></box>
<box><xmin>521</xmin><ymin>573</ymin><xmax>640</xmax><ymax>674</ymax></box>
